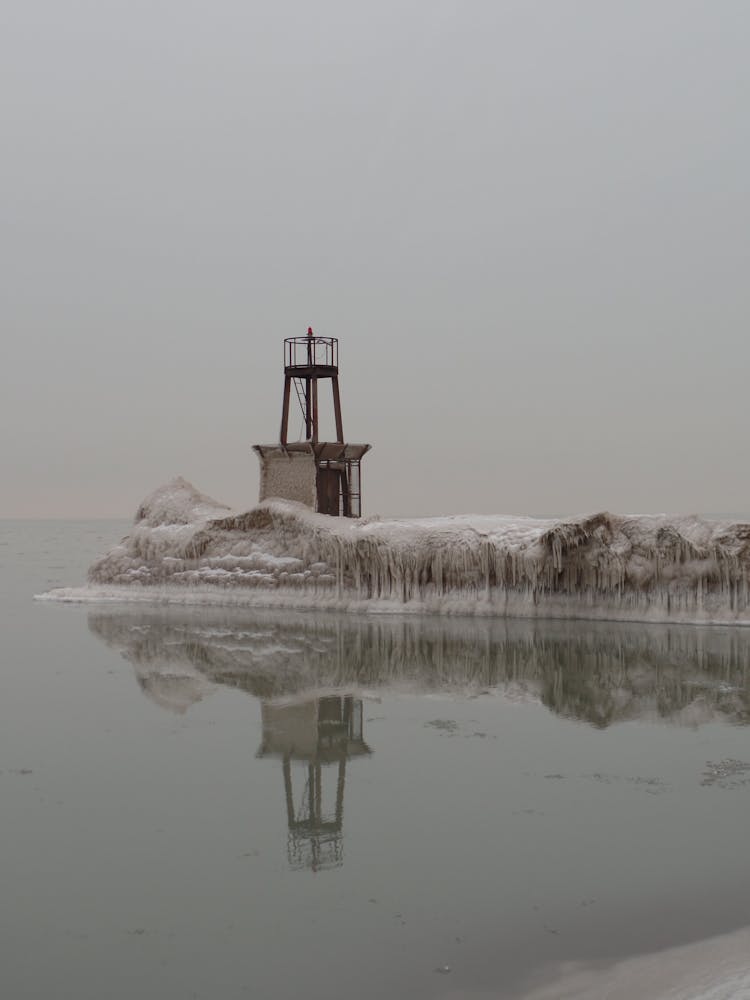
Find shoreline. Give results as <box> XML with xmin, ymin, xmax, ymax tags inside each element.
<box><xmin>36</xmin><ymin>582</ymin><xmax>750</xmax><ymax>629</ymax></box>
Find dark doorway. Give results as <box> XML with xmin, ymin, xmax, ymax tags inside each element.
<box><xmin>317</xmin><ymin>468</ymin><xmax>341</xmax><ymax>516</ymax></box>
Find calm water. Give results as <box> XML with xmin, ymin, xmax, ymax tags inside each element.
<box><xmin>2</xmin><ymin>521</ymin><xmax>750</xmax><ymax>999</ymax></box>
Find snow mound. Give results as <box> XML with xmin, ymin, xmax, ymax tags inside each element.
<box><xmin>134</xmin><ymin>476</ymin><xmax>231</xmax><ymax>527</ymax></box>
<box><xmin>53</xmin><ymin>479</ymin><xmax>750</xmax><ymax>625</ymax></box>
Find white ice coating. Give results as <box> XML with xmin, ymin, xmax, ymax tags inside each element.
<box><xmin>52</xmin><ymin>477</ymin><xmax>750</xmax><ymax>625</ymax></box>
<box><xmin>257</xmin><ymin>449</ymin><xmax>317</xmax><ymax>507</ymax></box>
<box><xmin>521</xmin><ymin>925</ymin><xmax>750</xmax><ymax>1000</ymax></box>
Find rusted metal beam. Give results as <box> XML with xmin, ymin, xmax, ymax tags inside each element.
<box><xmin>311</xmin><ymin>378</ymin><xmax>319</xmax><ymax>443</ymax></box>
<box><xmin>331</xmin><ymin>376</ymin><xmax>344</xmax><ymax>443</ymax></box>
<box><xmin>280</xmin><ymin>375</ymin><xmax>292</xmax><ymax>445</ymax></box>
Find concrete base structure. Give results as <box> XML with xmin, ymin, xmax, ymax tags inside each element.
<box><xmin>253</xmin><ymin>441</ymin><xmax>370</xmax><ymax>517</ymax></box>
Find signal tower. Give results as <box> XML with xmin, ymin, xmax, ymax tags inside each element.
<box><xmin>253</xmin><ymin>328</ymin><xmax>371</xmax><ymax>517</ymax></box>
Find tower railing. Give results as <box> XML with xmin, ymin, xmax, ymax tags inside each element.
<box><xmin>284</xmin><ymin>336</ymin><xmax>338</xmax><ymax>371</ymax></box>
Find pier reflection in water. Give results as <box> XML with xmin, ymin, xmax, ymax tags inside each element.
<box><xmin>257</xmin><ymin>695</ymin><xmax>370</xmax><ymax>871</ymax></box>
<box><xmin>88</xmin><ymin>607</ymin><xmax>750</xmax><ymax>730</ymax></box>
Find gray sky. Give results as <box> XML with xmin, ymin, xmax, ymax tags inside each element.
<box><xmin>2</xmin><ymin>0</ymin><xmax>749</xmax><ymax>518</ymax></box>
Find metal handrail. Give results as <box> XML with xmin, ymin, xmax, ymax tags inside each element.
<box><xmin>284</xmin><ymin>336</ymin><xmax>338</xmax><ymax>370</ymax></box>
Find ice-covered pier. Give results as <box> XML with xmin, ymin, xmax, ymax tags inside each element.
<box><xmin>40</xmin><ymin>478</ymin><xmax>750</xmax><ymax>626</ymax></box>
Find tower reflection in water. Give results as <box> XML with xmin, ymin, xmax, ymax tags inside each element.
<box><xmin>256</xmin><ymin>695</ymin><xmax>371</xmax><ymax>871</ymax></box>
<box><xmin>88</xmin><ymin>607</ymin><xmax>750</xmax><ymax>871</ymax></box>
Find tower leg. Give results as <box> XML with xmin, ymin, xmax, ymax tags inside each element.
<box><xmin>305</xmin><ymin>378</ymin><xmax>312</xmax><ymax>440</ymax></box>
<box><xmin>311</xmin><ymin>378</ymin><xmax>319</xmax><ymax>443</ymax></box>
<box><xmin>280</xmin><ymin>376</ymin><xmax>292</xmax><ymax>445</ymax></box>
<box><xmin>332</xmin><ymin>376</ymin><xmax>344</xmax><ymax>443</ymax></box>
